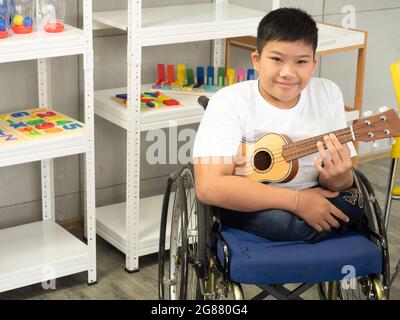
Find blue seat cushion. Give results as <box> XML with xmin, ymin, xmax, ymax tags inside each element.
<box><xmin>217</xmin><ymin>227</ymin><xmax>382</xmax><ymax>285</ymax></box>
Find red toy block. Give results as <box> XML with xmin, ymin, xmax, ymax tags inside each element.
<box><xmin>166</xmin><ymin>64</ymin><xmax>175</xmax><ymax>85</ymax></box>
<box><xmin>156</xmin><ymin>64</ymin><xmax>166</xmax><ymax>85</ymax></box>
<box><xmin>163</xmin><ymin>99</ymin><xmax>180</xmax><ymax>106</ymax></box>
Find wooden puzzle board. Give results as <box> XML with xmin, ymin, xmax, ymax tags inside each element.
<box><xmin>0</xmin><ymin>108</ymin><xmax>85</xmax><ymax>147</ymax></box>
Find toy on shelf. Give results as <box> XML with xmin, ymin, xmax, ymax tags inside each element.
<box><xmin>152</xmin><ymin>64</ymin><xmax>256</xmax><ymax>96</ymax></box>
<box><xmin>173</xmin><ymin>64</ymin><xmax>185</xmax><ymax>88</ymax></box>
<box><xmin>112</xmin><ymin>91</ymin><xmax>181</xmax><ymax>112</ymax></box>
<box><xmin>0</xmin><ymin>108</ymin><xmax>85</xmax><ymax>147</ymax></box>
<box><xmin>12</xmin><ymin>0</ymin><xmax>34</xmax><ymax>34</ymax></box>
<box><xmin>40</xmin><ymin>0</ymin><xmax>65</xmax><ymax>33</ymax></box>
<box><xmin>0</xmin><ymin>0</ymin><xmax>10</xmax><ymax>39</ymax></box>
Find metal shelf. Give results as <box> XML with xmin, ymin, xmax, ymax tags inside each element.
<box><xmin>0</xmin><ymin>25</ymin><xmax>85</xmax><ymax>63</ymax></box>
<box><xmin>0</xmin><ymin>130</ymin><xmax>87</xmax><ymax>168</ymax></box>
<box><xmin>94</xmin><ymin>86</ymin><xmax>204</xmax><ymax>131</ymax></box>
<box><xmin>93</xmin><ymin>3</ymin><xmax>265</xmax><ymax>46</ymax></box>
<box><xmin>94</xmin><ymin>86</ymin><xmax>359</xmax><ymax>131</ymax></box>
<box><xmin>96</xmin><ymin>194</ymin><xmax>172</xmax><ymax>257</ymax></box>
<box><xmin>0</xmin><ymin>221</ymin><xmax>89</xmax><ymax>293</ymax></box>
<box><xmin>0</xmin><ymin>0</ymin><xmax>96</xmax><ymax>293</ymax></box>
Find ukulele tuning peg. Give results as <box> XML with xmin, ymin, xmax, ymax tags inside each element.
<box><xmin>363</xmin><ymin>110</ymin><xmax>373</xmax><ymax>117</ymax></box>
<box><xmin>379</xmin><ymin>106</ymin><xmax>390</xmax><ymax>113</ymax></box>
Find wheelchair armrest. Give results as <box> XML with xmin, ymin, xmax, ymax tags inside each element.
<box><xmin>363</xmin><ymin>225</ymin><xmax>387</xmax><ymax>251</ymax></box>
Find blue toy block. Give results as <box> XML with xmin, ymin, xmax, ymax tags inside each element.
<box><xmin>116</xmin><ymin>93</ymin><xmax>128</xmax><ymax>99</ymax></box>
<box><xmin>207</xmin><ymin>66</ymin><xmax>214</xmax><ymax>86</ymax></box>
<box><xmin>247</xmin><ymin>68</ymin><xmax>255</xmax><ymax>80</ymax></box>
<box><xmin>196</xmin><ymin>66</ymin><xmax>205</xmax><ymax>87</ymax></box>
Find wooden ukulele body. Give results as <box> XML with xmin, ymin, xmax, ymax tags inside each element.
<box><xmin>236</xmin><ymin>133</ymin><xmax>298</xmax><ymax>184</ymax></box>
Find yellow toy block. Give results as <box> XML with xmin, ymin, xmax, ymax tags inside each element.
<box><xmin>157</xmin><ymin>95</ymin><xmax>172</xmax><ymax>102</ymax></box>
<box><xmin>182</xmin><ymin>86</ymin><xmax>193</xmax><ymax>92</ymax></box>
<box><xmin>153</xmin><ymin>101</ymin><xmax>164</xmax><ymax>108</ymax></box>
<box><xmin>176</xmin><ymin>64</ymin><xmax>185</xmax><ymax>87</ymax></box>
<box><xmin>227</xmin><ymin>69</ymin><xmax>235</xmax><ymax>86</ymax></box>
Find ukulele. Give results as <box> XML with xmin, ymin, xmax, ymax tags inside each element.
<box><xmin>234</xmin><ymin>109</ymin><xmax>400</xmax><ymax>183</ymax></box>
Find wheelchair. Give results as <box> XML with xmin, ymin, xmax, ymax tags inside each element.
<box><xmin>158</xmin><ymin>165</ymin><xmax>389</xmax><ymax>300</ymax></box>
<box><xmin>158</xmin><ymin>97</ymin><xmax>390</xmax><ymax>301</ymax></box>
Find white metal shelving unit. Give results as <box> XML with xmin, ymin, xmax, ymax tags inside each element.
<box><xmin>92</xmin><ymin>1</ymin><xmax>367</xmax><ymax>272</ymax></box>
<box><xmin>92</xmin><ymin>0</ymin><xmax>265</xmax><ymax>272</ymax></box>
<box><xmin>0</xmin><ymin>0</ymin><xmax>96</xmax><ymax>292</ymax></box>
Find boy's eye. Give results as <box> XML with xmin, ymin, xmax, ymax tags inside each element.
<box><xmin>298</xmin><ymin>60</ymin><xmax>308</xmax><ymax>64</ymax></box>
<box><xmin>270</xmin><ymin>57</ymin><xmax>282</xmax><ymax>62</ymax></box>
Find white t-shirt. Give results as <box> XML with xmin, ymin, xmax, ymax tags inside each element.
<box><xmin>192</xmin><ymin>78</ymin><xmax>356</xmax><ymax>190</ymax></box>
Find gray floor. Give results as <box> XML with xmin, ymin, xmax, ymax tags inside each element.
<box><xmin>1</xmin><ymin>158</ymin><xmax>399</xmax><ymax>300</ymax></box>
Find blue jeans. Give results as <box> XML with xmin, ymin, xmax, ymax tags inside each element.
<box><xmin>220</xmin><ymin>187</ymin><xmax>365</xmax><ymax>243</ymax></box>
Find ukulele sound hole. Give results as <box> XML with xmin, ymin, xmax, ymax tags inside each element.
<box><xmin>253</xmin><ymin>150</ymin><xmax>272</xmax><ymax>172</ymax></box>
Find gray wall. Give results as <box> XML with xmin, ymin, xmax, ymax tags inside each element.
<box><xmin>0</xmin><ymin>0</ymin><xmax>399</xmax><ymax>228</ymax></box>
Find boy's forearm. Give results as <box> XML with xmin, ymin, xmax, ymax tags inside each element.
<box><xmin>318</xmin><ymin>169</ymin><xmax>354</xmax><ymax>191</ymax></box>
<box><xmin>197</xmin><ymin>176</ymin><xmax>297</xmax><ymax>212</ymax></box>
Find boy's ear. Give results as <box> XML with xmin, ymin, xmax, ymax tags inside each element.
<box><xmin>251</xmin><ymin>50</ymin><xmax>260</xmax><ymax>72</ymax></box>
<box><xmin>312</xmin><ymin>58</ymin><xmax>318</xmax><ymax>73</ymax></box>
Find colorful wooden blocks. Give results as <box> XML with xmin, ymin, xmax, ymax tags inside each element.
<box><xmin>113</xmin><ymin>91</ymin><xmax>181</xmax><ymax>111</ymax></box>
<box><xmin>152</xmin><ymin>64</ymin><xmax>256</xmax><ymax>94</ymax></box>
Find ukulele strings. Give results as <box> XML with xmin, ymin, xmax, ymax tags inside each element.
<box><xmin>244</xmin><ymin>116</ymin><xmax>388</xmax><ymax>156</ymax></box>
<box><xmin>238</xmin><ymin>118</ymin><xmax>391</xmax><ymax>168</ymax></box>
<box><xmin>238</xmin><ymin>130</ymin><xmax>353</xmax><ymax>167</ymax></box>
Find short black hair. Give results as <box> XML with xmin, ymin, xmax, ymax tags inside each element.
<box><xmin>256</xmin><ymin>8</ymin><xmax>318</xmax><ymax>55</ymax></box>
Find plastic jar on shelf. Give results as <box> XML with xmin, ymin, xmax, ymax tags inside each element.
<box><xmin>12</xmin><ymin>0</ymin><xmax>34</xmax><ymax>34</ymax></box>
<box><xmin>0</xmin><ymin>0</ymin><xmax>10</xmax><ymax>39</ymax></box>
<box><xmin>40</xmin><ymin>0</ymin><xmax>64</xmax><ymax>33</ymax></box>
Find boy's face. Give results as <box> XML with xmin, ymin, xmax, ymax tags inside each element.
<box><xmin>252</xmin><ymin>40</ymin><xmax>317</xmax><ymax>109</ymax></box>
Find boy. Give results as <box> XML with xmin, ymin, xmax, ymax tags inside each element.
<box><xmin>192</xmin><ymin>8</ymin><xmax>364</xmax><ymax>242</ymax></box>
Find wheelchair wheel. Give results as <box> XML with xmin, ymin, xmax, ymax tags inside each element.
<box><xmin>158</xmin><ymin>166</ymin><xmax>201</xmax><ymax>300</ymax></box>
<box><xmin>317</xmin><ymin>275</ymin><xmax>385</xmax><ymax>300</ymax></box>
<box><xmin>180</xmin><ymin>167</ymin><xmax>201</xmax><ymax>299</ymax></box>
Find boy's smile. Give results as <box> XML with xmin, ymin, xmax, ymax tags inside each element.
<box><xmin>252</xmin><ymin>40</ymin><xmax>317</xmax><ymax>109</ymax></box>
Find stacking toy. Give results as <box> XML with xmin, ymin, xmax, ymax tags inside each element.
<box><xmin>41</xmin><ymin>0</ymin><xmax>65</xmax><ymax>33</ymax></box>
<box><xmin>12</xmin><ymin>0</ymin><xmax>34</xmax><ymax>34</ymax></box>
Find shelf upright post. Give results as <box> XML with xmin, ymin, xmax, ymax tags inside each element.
<box><xmin>83</xmin><ymin>0</ymin><xmax>97</xmax><ymax>283</ymax></box>
<box><xmin>36</xmin><ymin>0</ymin><xmax>55</xmax><ymax>222</ymax></box>
<box><xmin>213</xmin><ymin>0</ymin><xmax>227</xmax><ymax>74</ymax></box>
<box><xmin>125</xmin><ymin>0</ymin><xmax>142</xmax><ymax>272</ymax></box>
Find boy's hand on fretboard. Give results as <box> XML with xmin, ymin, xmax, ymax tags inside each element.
<box><xmin>314</xmin><ymin>133</ymin><xmax>353</xmax><ymax>191</ymax></box>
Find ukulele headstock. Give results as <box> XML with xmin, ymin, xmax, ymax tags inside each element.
<box><xmin>353</xmin><ymin>107</ymin><xmax>400</xmax><ymax>143</ymax></box>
